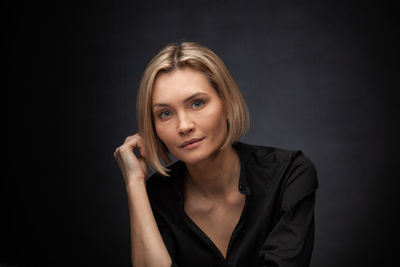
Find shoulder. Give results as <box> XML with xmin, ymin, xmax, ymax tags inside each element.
<box><xmin>235</xmin><ymin>142</ymin><xmax>318</xmax><ymax>197</ymax></box>
<box><xmin>237</xmin><ymin>142</ymin><xmax>319</xmax><ymax>209</ymax></box>
<box><xmin>235</xmin><ymin>141</ymin><xmax>315</xmax><ymax>167</ymax></box>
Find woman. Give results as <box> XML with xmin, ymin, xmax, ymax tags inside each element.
<box><xmin>114</xmin><ymin>42</ymin><xmax>318</xmax><ymax>267</ymax></box>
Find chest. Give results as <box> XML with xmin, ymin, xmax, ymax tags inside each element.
<box><xmin>183</xmin><ymin>194</ymin><xmax>246</xmax><ymax>259</ymax></box>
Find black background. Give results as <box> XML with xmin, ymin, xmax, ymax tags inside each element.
<box><xmin>4</xmin><ymin>0</ymin><xmax>399</xmax><ymax>266</ymax></box>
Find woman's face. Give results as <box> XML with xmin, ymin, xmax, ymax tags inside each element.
<box><xmin>152</xmin><ymin>67</ymin><xmax>228</xmax><ymax>165</ymax></box>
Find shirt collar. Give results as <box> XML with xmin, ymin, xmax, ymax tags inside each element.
<box><xmin>234</xmin><ymin>142</ymin><xmax>253</xmax><ymax>198</ymax></box>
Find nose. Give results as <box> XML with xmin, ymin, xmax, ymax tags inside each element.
<box><xmin>177</xmin><ymin>112</ymin><xmax>194</xmax><ymax>135</ymax></box>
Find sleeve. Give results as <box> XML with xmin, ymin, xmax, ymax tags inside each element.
<box><xmin>146</xmin><ymin>176</ymin><xmax>180</xmax><ymax>267</ymax></box>
<box><xmin>153</xmin><ymin>210</ymin><xmax>180</xmax><ymax>267</ymax></box>
<box><xmin>258</xmin><ymin>151</ymin><xmax>319</xmax><ymax>267</ymax></box>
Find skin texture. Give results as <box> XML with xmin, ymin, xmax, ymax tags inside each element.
<box><xmin>152</xmin><ymin>67</ymin><xmax>229</xmax><ymax>166</ymax></box>
<box><xmin>114</xmin><ymin>134</ymin><xmax>148</xmax><ymax>183</ymax></box>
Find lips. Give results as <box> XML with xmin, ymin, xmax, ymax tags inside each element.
<box><xmin>180</xmin><ymin>137</ymin><xmax>205</xmax><ymax>148</ymax></box>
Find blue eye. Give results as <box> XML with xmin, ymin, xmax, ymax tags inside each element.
<box><xmin>159</xmin><ymin>111</ymin><xmax>172</xmax><ymax>119</ymax></box>
<box><xmin>192</xmin><ymin>100</ymin><xmax>204</xmax><ymax>109</ymax></box>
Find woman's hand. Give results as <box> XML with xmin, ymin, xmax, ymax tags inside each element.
<box><xmin>115</xmin><ymin>134</ymin><xmax>173</xmax><ymax>267</ymax></box>
<box><xmin>114</xmin><ymin>133</ymin><xmax>148</xmax><ymax>185</ymax></box>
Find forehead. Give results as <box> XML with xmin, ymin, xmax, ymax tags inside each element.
<box><xmin>152</xmin><ymin>68</ymin><xmax>216</xmax><ymax>104</ymax></box>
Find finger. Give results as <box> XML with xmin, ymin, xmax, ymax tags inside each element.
<box><xmin>113</xmin><ymin>148</ymin><xmax>119</xmax><ymax>162</ymax></box>
<box><xmin>123</xmin><ymin>133</ymin><xmax>140</xmax><ymax>144</ymax></box>
<box><xmin>113</xmin><ymin>147</ymin><xmax>119</xmax><ymax>157</ymax></box>
<box><xmin>114</xmin><ymin>150</ymin><xmax>123</xmax><ymax>172</ymax></box>
<box><xmin>135</xmin><ymin>134</ymin><xmax>147</xmax><ymax>158</ymax></box>
<box><xmin>123</xmin><ymin>134</ymin><xmax>147</xmax><ymax>158</ymax></box>
<box><xmin>123</xmin><ymin>134</ymin><xmax>136</xmax><ymax>143</ymax></box>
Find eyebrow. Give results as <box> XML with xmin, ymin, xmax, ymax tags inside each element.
<box><xmin>152</xmin><ymin>92</ymin><xmax>209</xmax><ymax>108</ymax></box>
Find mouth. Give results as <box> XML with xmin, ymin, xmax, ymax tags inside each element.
<box><xmin>180</xmin><ymin>137</ymin><xmax>205</xmax><ymax>149</ymax></box>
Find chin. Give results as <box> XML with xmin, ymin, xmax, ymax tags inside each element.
<box><xmin>173</xmin><ymin>146</ymin><xmax>221</xmax><ymax>165</ymax></box>
<box><xmin>173</xmin><ymin>152</ymin><xmax>206</xmax><ymax>165</ymax></box>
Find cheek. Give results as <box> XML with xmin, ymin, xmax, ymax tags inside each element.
<box><xmin>154</xmin><ymin>122</ymin><xmax>174</xmax><ymax>145</ymax></box>
<box><xmin>215</xmin><ymin>116</ymin><xmax>228</xmax><ymax>135</ymax></box>
<box><xmin>198</xmin><ymin>108</ymin><xmax>227</xmax><ymax>135</ymax></box>
<box><xmin>209</xmin><ymin>103</ymin><xmax>226</xmax><ymax>128</ymax></box>
<box><xmin>154</xmin><ymin>123</ymin><xmax>165</xmax><ymax>141</ymax></box>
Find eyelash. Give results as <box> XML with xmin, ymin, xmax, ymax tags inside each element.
<box><xmin>157</xmin><ymin>99</ymin><xmax>206</xmax><ymax>120</ymax></box>
<box><xmin>159</xmin><ymin>110</ymin><xmax>172</xmax><ymax>119</ymax></box>
<box><xmin>191</xmin><ymin>99</ymin><xmax>205</xmax><ymax>109</ymax></box>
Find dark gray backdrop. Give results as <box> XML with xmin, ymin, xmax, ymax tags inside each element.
<box><xmin>4</xmin><ymin>0</ymin><xmax>399</xmax><ymax>266</ymax></box>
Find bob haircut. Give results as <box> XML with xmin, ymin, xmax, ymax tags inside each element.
<box><xmin>136</xmin><ymin>41</ymin><xmax>250</xmax><ymax>176</ymax></box>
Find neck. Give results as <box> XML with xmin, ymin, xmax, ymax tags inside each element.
<box><xmin>184</xmin><ymin>145</ymin><xmax>241</xmax><ymax>201</ymax></box>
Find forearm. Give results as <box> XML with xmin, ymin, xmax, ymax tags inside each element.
<box><xmin>126</xmin><ymin>180</ymin><xmax>172</xmax><ymax>267</ymax></box>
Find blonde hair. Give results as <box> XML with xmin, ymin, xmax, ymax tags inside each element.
<box><xmin>136</xmin><ymin>41</ymin><xmax>250</xmax><ymax>176</ymax></box>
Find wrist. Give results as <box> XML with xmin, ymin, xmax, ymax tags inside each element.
<box><xmin>125</xmin><ymin>178</ymin><xmax>147</xmax><ymax>190</ymax></box>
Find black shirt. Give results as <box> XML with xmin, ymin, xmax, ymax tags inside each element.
<box><xmin>146</xmin><ymin>142</ymin><xmax>318</xmax><ymax>267</ymax></box>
